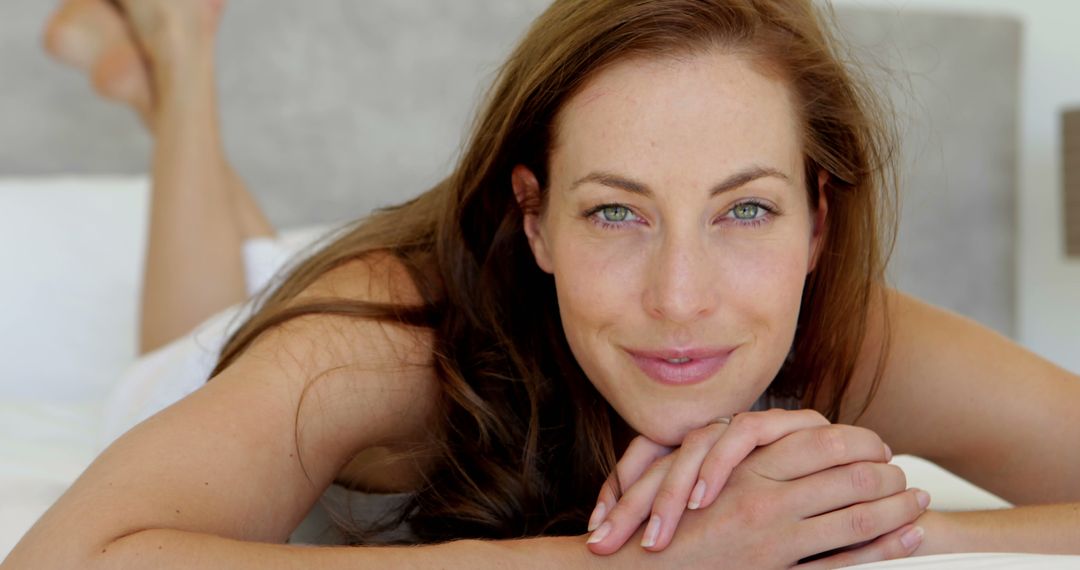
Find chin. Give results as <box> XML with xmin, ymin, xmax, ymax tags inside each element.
<box><xmin>625</xmin><ymin>394</ymin><xmax>755</xmax><ymax>447</ymax></box>
<box><xmin>633</xmin><ymin>416</ymin><xmax>704</xmax><ymax>447</ymax></box>
<box><xmin>648</xmin><ymin>430</ymin><xmax>689</xmax><ymax>448</ymax></box>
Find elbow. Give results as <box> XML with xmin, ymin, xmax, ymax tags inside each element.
<box><xmin>2</xmin><ymin>530</ymin><xmax>150</xmax><ymax>570</ymax></box>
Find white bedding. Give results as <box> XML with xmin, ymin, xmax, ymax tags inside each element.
<box><xmin>0</xmin><ymin>400</ymin><xmax>100</xmax><ymax>558</ymax></box>
<box><xmin>4</xmin><ymin>398</ymin><xmax>1077</xmax><ymax>567</ymax></box>
<box><xmin>1</xmin><ymin>177</ymin><xmax>1076</xmax><ymax>566</ymax></box>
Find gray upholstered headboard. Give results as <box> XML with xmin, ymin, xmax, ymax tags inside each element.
<box><xmin>1</xmin><ymin>1</ymin><xmax>1019</xmax><ymax>336</ymax></box>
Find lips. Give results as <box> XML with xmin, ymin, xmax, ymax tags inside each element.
<box><xmin>625</xmin><ymin>347</ymin><xmax>735</xmax><ymax>386</ymax></box>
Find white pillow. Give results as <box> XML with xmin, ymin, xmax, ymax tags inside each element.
<box><xmin>0</xmin><ymin>177</ymin><xmax>149</xmax><ymax>403</ymax></box>
<box><xmin>0</xmin><ymin>176</ymin><xmax>339</xmax><ymax>404</ymax></box>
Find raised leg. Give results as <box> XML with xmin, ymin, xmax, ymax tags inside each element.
<box><xmin>44</xmin><ymin>0</ymin><xmax>275</xmax><ymax>354</ymax></box>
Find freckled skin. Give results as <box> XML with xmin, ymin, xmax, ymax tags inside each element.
<box><xmin>518</xmin><ymin>52</ymin><xmax>825</xmax><ymax>446</ymax></box>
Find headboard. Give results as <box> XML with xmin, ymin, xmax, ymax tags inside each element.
<box><xmin>0</xmin><ymin>1</ymin><xmax>1020</xmax><ymax>336</ymax></box>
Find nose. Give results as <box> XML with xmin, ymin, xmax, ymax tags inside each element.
<box><xmin>642</xmin><ymin>230</ymin><xmax>718</xmax><ymax>324</ymax></box>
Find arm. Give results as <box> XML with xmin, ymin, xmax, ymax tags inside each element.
<box><xmin>0</xmin><ymin>255</ymin><xmax>660</xmax><ymax>569</ymax></box>
<box><xmin>843</xmin><ymin>287</ymin><xmax>1080</xmax><ymax>554</ymax></box>
<box><xmin>87</xmin><ymin>530</ymin><xmax>606</xmax><ymax>569</ymax></box>
<box><xmin>43</xmin><ymin>0</ymin><xmax>275</xmax><ymax>354</ymax></box>
<box><xmin>2</xmin><ymin>258</ymin><xmax>436</xmax><ymax>569</ymax></box>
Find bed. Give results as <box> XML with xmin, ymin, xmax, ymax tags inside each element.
<box><xmin>3</xmin><ymin>1</ymin><xmax>1075</xmax><ymax>566</ymax></box>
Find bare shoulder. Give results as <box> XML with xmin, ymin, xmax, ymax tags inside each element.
<box><xmin>254</xmin><ymin>251</ymin><xmax>442</xmax><ymax>489</ymax></box>
<box><xmin>242</xmin><ymin>250</ymin><xmax>440</xmax><ymax>453</ymax></box>
<box><xmin>841</xmin><ymin>286</ymin><xmax>1080</xmax><ymax>503</ymax></box>
<box><xmin>839</xmin><ymin>286</ymin><xmax>1015</xmax><ymax>429</ymax></box>
<box><xmin>289</xmin><ymin>249</ymin><xmax>430</xmax><ymax>307</ymax></box>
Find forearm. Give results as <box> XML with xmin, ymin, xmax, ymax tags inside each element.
<box><xmin>916</xmin><ymin>504</ymin><xmax>1080</xmax><ymax>556</ymax></box>
<box><xmin>85</xmin><ymin>529</ymin><xmax>610</xmax><ymax>570</ymax></box>
<box><xmin>139</xmin><ymin>40</ymin><xmax>272</xmax><ymax>353</ymax></box>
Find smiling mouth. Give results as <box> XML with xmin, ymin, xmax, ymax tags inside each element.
<box><xmin>625</xmin><ymin>347</ymin><xmax>735</xmax><ymax>386</ymax></box>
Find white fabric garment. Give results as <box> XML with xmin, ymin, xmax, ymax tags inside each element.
<box><xmin>96</xmin><ymin>229</ymin><xmax>415</xmax><ymax>545</ymax></box>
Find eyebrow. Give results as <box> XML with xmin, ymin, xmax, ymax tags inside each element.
<box><xmin>568</xmin><ymin>165</ymin><xmax>791</xmax><ymax>197</ymax></box>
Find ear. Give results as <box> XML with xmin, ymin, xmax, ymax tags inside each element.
<box><xmin>511</xmin><ymin>164</ymin><xmax>554</xmax><ymax>274</ymax></box>
<box><xmin>808</xmin><ymin>169</ymin><xmax>829</xmax><ymax>273</ymax></box>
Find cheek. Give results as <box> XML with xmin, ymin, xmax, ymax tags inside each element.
<box><xmin>717</xmin><ymin>237</ymin><xmax>812</xmax><ymax>407</ymax></box>
<box><xmin>725</xmin><ymin>237</ymin><xmax>810</xmax><ymax>316</ymax></box>
<box><xmin>720</xmin><ymin>233</ymin><xmax>811</xmax><ymax>342</ymax></box>
<box><xmin>550</xmin><ymin>234</ymin><xmax>645</xmax><ymax>340</ymax></box>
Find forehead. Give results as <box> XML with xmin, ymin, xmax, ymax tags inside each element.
<box><xmin>551</xmin><ymin>50</ymin><xmax>802</xmax><ymax>183</ymax></box>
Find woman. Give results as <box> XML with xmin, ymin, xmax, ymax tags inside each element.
<box><xmin>6</xmin><ymin>0</ymin><xmax>1079</xmax><ymax>568</ymax></box>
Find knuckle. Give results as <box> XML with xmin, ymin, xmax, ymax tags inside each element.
<box><xmin>850</xmin><ymin>425</ymin><xmax>885</xmax><ymax>447</ymax></box>
<box><xmin>815</xmin><ymin>426</ymin><xmax>848</xmax><ymax>459</ymax></box>
<box><xmin>654</xmin><ymin>485</ymin><xmax>682</xmax><ymax>508</ymax></box>
<box><xmin>801</xmin><ymin>408</ymin><xmax>830</xmax><ymax>425</ymax></box>
<box><xmin>849</xmin><ymin>462</ymin><xmax>882</xmax><ymax>494</ymax></box>
<box><xmin>847</xmin><ymin>506</ymin><xmax>879</xmax><ymax>539</ymax></box>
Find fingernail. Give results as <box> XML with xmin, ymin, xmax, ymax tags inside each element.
<box><xmin>587</xmin><ymin>502</ymin><xmax>607</xmax><ymax>532</ymax></box>
<box><xmin>900</xmin><ymin>526</ymin><xmax>925</xmax><ymax>550</ymax></box>
<box><xmin>884</xmin><ymin>443</ymin><xmax>893</xmax><ymax>462</ymax></box>
<box><xmin>916</xmin><ymin>489</ymin><xmax>931</xmax><ymax>510</ymax></box>
<box><xmin>641</xmin><ymin>515</ymin><xmax>661</xmax><ymax>549</ymax></box>
<box><xmin>688</xmin><ymin>479</ymin><xmax>707</xmax><ymax>510</ymax></box>
<box><xmin>587</xmin><ymin>521</ymin><xmax>611</xmax><ymax>545</ymax></box>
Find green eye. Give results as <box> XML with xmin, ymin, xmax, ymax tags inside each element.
<box><xmin>732</xmin><ymin>203</ymin><xmax>761</xmax><ymax>220</ymax></box>
<box><xmin>601</xmin><ymin>205</ymin><xmax>631</xmax><ymax>222</ymax></box>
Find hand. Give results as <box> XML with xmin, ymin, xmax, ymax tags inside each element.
<box><xmin>588</xmin><ymin>410</ymin><xmax>928</xmax><ymax>567</ymax></box>
<box><xmin>600</xmin><ymin>433</ymin><xmax>930</xmax><ymax>569</ymax></box>
<box><xmin>42</xmin><ymin>0</ymin><xmax>225</xmax><ymax>124</ymax></box>
<box><xmin>588</xmin><ymin>409</ymin><xmax>843</xmax><ymax>552</ymax></box>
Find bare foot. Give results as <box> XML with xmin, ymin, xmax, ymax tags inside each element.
<box><xmin>43</xmin><ymin>0</ymin><xmax>225</xmax><ymax>125</ymax></box>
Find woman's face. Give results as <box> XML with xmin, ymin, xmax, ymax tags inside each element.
<box><xmin>514</xmin><ymin>50</ymin><xmax>826</xmax><ymax>446</ymax></box>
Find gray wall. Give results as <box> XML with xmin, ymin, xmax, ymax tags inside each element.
<box><xmin>0</xmin><ymin>1</ymin><xmax>1019</xmax><ymax>336</ymax></box>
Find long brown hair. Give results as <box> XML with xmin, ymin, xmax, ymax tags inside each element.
<box><xmin>210</xmin><ymin>0</ymin><xmax>896</xmax><ymax>543</ymax></box>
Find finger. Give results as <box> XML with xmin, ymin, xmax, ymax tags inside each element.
<box><xmin>795</xmin><ymin>523</ymin><xmax>925</xmax><ymax>570</ymax></box>
<box><xmin>746</xmin><ymin>424</ymin><xmax>890</xmax><ymax>482</ymax></box>
<box><xmin>587</xmin><ymin>453</ymin><xmax>672</xmax><ymax>556</ymax></box>
<box><xmin>785</xmin><ymin>461</ymin><xmax>907</xmax><ymax>519</ymax></box>
<box><xmin>641</xmin><ymin>422</ymin><xmax>728</xmax><ymax>551</ymax></box>
<box><xmin>696</xmin><ymin>409</ymin><xmax>831</xmax><ymax>509</ymax></box>
<box><xmin>796</xmin><ymin>487</ymin><xmax>931</xmax><ymax>560</ymax></box>
<box><xmin>589</xmin><ymin>437</ymin><xmax>672</xmax><ymax>532</ymax></box>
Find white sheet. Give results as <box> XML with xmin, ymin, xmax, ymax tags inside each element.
<box><xmin>3</xmin><ymin>401</ymin><xmax>1077</xmax><ymax>568</ymax></box>
<box><xmin>0</xmin><ymin>400</ymin><xmax>100</xmax><ymax>558</ymax></box>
